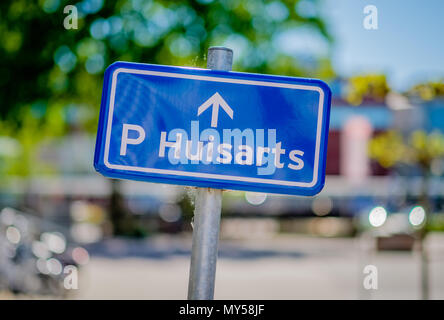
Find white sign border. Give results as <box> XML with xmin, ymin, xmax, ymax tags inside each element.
<box><xmin>103</xmin><ymin>67</ymin><xmax>325</xmax><ymax>188</ymax></box>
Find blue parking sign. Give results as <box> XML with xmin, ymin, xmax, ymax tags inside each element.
<box><xmin>94</xmin><ymin>62</ymin><xmax>332</xmax><ymax>196</ymax></box>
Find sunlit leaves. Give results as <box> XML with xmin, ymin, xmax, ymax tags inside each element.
<box><xmin>2</xmin><ymin>30</ymin><xmax>22</xmax><ymax>53</ymax></box>
<box><xmin>408</xmin><ymin>82</ymin><xmax>444</xmax><ymax>101</ymax></box>
<box><xmin>369</xmin><ymin>130</ymin><xmax>444</xmax><ymax>170</ymax></box>
<box><xmin>345</xmin><ymin>74</ymin><xmax>390</xmax><ymax>106</ymax></box>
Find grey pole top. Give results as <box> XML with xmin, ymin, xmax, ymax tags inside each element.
<box><xmin>187</xmin><ymin>47</ymin><xmax>233</xmax><ymax>300</ymax></box>
<box><xmin>207</xmin><ymin>46</ymin><xmax>233</xmax><ymax>72</ymax></box>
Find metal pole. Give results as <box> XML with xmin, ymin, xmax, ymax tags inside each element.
<box><xmin>187</xmin><ymin>47</ymin><xmax>233</xmax><ymax>300</ymax></box>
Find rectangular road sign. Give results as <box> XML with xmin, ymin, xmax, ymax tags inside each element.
<box><xmin>94</xmin><ymin>62</ymin><xmax>331</xmax><ymax>196</ymax></box>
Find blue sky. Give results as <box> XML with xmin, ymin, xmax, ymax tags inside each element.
<box><xmin>321</xmin><ymin>0</ymin><xmax>444</xmax><ymax>90</ymax></box>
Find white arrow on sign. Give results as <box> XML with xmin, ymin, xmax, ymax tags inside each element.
<box><xmin>197</xmin><ymin>92</ymin><xmax>233</xmax><ymax>128</ymax></box>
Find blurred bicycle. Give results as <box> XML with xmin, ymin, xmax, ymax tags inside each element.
<box><xmin>0</xmin><ymin>207</ymin><xmax>89</xmax><ymax>297</ymax></box>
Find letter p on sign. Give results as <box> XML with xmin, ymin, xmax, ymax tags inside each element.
<box><xmin>120</xmin><ymin>124</ymin><xmax>146</xmax><ymax>156</ymax></box>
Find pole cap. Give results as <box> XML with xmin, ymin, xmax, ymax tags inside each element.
<box><xmin>207</xmin><ymin>47</ymin><xmax>233</xmax><ymax>71</ymax></box>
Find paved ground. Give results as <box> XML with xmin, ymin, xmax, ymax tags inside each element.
<box><xmin>71</xmin><ymin>233</ymin><xmax>444</xmax><ymax>300</ymax></box>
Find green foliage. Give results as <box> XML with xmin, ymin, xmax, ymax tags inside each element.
<box><xmin>426</xmin><ymin>213</ymin><xmax>444</xmax><ymax>232</ymax></box>
<box><xmin>0</xmin><ymin>0</ymin><xmax>333</xmax><ymax>176</ymax></box>
<box><xmin>0</xmin><ymin>104</ymin><xmax>66</xmax><ymax>176</ymax></box>
<box><xmin>369</xmin><ymin>130</ymin><xmax>444</xmax><ymax>170</ymax></box>
<box><xmin>344</xmin><ymin>74</ymin><xmax>390</xmax><ymax>105</ymax></box>
<box><xmin>408</xmin><ymin>81</ymin><xmax>444</xmax><ymax>101</ymax></box>
<box><xmin>0</xmin><ymin>0</ymin><xmax>332</xmax><ymax>123</ymax></box>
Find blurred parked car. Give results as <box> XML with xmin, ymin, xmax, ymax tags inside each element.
<box><xmin>358</xmin><ymin>205</ymin><xmax>426</xmax><ymax>251</ymax></box>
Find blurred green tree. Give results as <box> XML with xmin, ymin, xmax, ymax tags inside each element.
<box><xmin>0</xmin><ymin>0</ymin><xmax>333</xmax><ymax>130</ymax></box>
<box><xmin>408</xmin><ymin>81</ymin><xmax>444</xmax><ymax>101</ymax></box>
<box><xmin>0</xmin><ymin>0</ymin><xmax>334</xmax><ymax>176</ymax></box>
<box><xmin>344</xmin><ymin>74</ymin><xmax>390</xmax><ymax>105</ymax></box>
<box><xmin>0</xmin><ymin>0</ymin><xmax>334</xmax><ymax>235</ymax></box>
<box><xmin>369</xmin><ymin>128</ymin><xmax>444</xmax><ymax>301</ymax></box>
